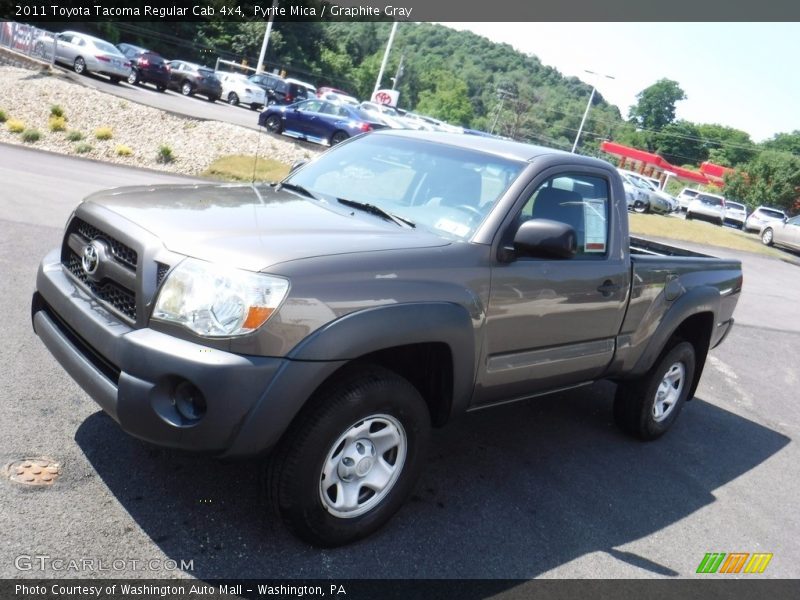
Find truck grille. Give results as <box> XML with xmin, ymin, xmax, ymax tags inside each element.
<box><xmin>61</xmin><ymin>217</ymin><xmax>139</xmax><ymax>322</ymax></box>
<box><xmin>65</xmin><ymin>252</ymin><xmax>137</xmax><ymax>320</ymax></box>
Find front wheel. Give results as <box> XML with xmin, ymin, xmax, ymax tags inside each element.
<box><xmin>127</xmin><ymin>70</ymin><xmax>139</xmax><ymax>85</ymax></box>
<box><xmin>614</xmin><ymin>341</ymin><xmax>696</xmax><ymax>440</ymax></box>
<box><xmin>267</xmin><ymin>366</ymin><xmax>431</xmax><ymax>547</ymax></box>
<box><xmin>264</xmin><ymin>114</ymin><xmax>282</xmax><ymax>133</ymax></box>
<box><xmin>228</xmin><ymin>92</ymin><xmax>239</xmax><ymax>106</ymax></box>
<box><xmin>761</xmin><ymin>228</ymin><xmax>774</xmax><ymax>246</ymax></box>
<box><xmin>73</xmin><ymin>57</ymin><xmax>86</xmax><ymax>75</ymax></box>
<box><xmin>330</xmin><ymin>130</ymin><xmax>349</xmax><ymax>146</ymax></box>
<box><xmin>633</xmin><ymin>201</ymin><xmax>649</xmax><ymax>214</ymax></box>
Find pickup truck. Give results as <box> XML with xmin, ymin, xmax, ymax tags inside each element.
<box><xmin>32</xmin><ymin>130</ymin><xmax>742</xmax><ymax>547</ymax></box>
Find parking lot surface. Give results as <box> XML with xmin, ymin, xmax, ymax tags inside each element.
<box><xmin>1</xmin><ymin>144</ymin><xmax>798</xmax><ymax>579</ymax></box>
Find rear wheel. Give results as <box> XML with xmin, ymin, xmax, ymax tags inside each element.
<box><xmin>156</xmin><ymin>84</ymin><xmax>167</xmax><ymax>92</ymax></box>
<box><xmin>73</xmin><ymin>57</ymin><xmax>86</xmax><ymax>75</ymax></box>
<box><xmin>330</xmin><ymin>130</ymin><xmax>349</xmax><ymax>146</ymax></box>
<box><xmin>127</xmin><ymin>70</ymin><xmax>139</xmax><ymax>85</ymax></box>
<box><xmin>761</xmin><ymin>228</ymin><xmax>774</xmax><ymax>246</ymax></box>
<box><xmin>267</xmin><ymin>366</ymin><xmax>430</xmax><ymax>547</ymax></box>
<box><xmin>686</xmin><ymin>212</ymin><xmax>694</xmax><ymax>220</ymax></box>
<box><xmin>614</xmin><ymin>341</ymin><xmax>696</xmax><ymax>440</ymax></box>
<box><xmin>181</xmin><ymin>81</ymin><xmax>193</xmax><ymax>96</ymax></box>
<box><xmin>207</xmin><ymin>95</ymin><xmax>219</xmax><ymax>103</ymax></box>
<box><xmin>109</xmin><ymin>76</ymin><xmax>120</xmax><ymax>85</ymax></box>
<box><xmin>228</xmin><ymin>92</ymin><xmax>239</xmax><ymax>106</ymax></box>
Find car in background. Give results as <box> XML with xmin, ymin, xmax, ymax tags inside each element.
<box><xmin>44</xmin><ymin>31</ymin><xmax>130</xmax><ymax>83</ymax></box>
<box><xmin>723</xmin><ymin>200</ymin><xmax>748</xmax><ymax>229</ymax></box>
<box><xmin>619</xmin><ymin>170</ymin><xmax>673</xmax><ymax>214</ymax></box>
<box><xmin>618</xmin><ymin>171</ymin><xmax>649</xmax><ymax>212</ymax></box>
<box><xmin>676</xmin><ymin>188</ymin><xmax>700</xmax><ymax>211</ymax></box>
<box><xmin>744</xmin><ymin>206</ymin><xmax>788</xmax><ymax>233</ymax></box>
<box><xmin>686</xmin><ymin>193</ymin><xmax>726</xmax><ymax>225</ymax></box>
<box><xmin>760</xmin><ymin>214</ymin><xmax>800</xmax><ymax>251</ymax></box>
<box><xmin>166</xmin><ymin>61</ymin><xmax>222</xmax><ymax>102</ymax></box>
<box><xmin>285</xmin><ymin>77</ymin><xmax>317</xmax><ymax>99</ymax></box>
<box><xmin>217</xmin><ymin>72</ymin><xmax>266</xmax><ymax>110</ymax></box>
<box><xmin>319</xmin><ymin>91</ymin><xmax>359</xmax><ymax>106</ymax></box>
<box><xmin>116</xmin><ymin>43</ymin><xmax>169</xmax><ymax>91</ymax></box>
<box><xmin>249</xmin><ymin>73</ymin><xmax>314</xmax><ymax>105</ymax></box>
<box><xmin>259</xmin><ymin>98</ymin><xmax>387</xmax><ymax>146</ymax></box>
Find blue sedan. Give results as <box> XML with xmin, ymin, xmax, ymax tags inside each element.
<box><xmin>258</xmin><ymin>99</ymin><xmax>387</xmax><ymax>146</ymax></box>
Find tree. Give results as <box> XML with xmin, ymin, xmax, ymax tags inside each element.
<box><xmin>654</xmin><ymin>120</ymin><xmax>707</xmax><ymax>165</ymax></box>
<box><xmin>762</xmin><ymin>130</ymin><xmax>800</xmax><ymax>156</ymax></box>
<box><xmin>629</xmin><ymin>79</ymin><xmax>687</xmax><ymax>132</ymax></box>
<box><xmin>415</xmin><ymin>71</ymin><xmax>474</xmax><ymax>126</ymax></box>
<box><xmin>696</xmin><ymin>124</ymin><xmax>755</xmax><ymax>167</ymax></box>
<box><xmin>723</xmin><ymin>150</ymin><xmax>800</xmax><ymax>212</ymax></box>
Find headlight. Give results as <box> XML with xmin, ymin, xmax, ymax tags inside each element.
<box><xmin>152</xmin><ymin>259</ymin><xmax>289</xmax><ymax>337</ymax></box>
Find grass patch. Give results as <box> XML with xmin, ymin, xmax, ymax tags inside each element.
<box><xmin>50</xmin><ymin>105</ymin><xmax>65</xmax><ymax>118</ymax></box>
<box><xmin>156</xmin><ymin>145</ymin><xmax>174</xmax><ymax>164</ymax></box>
<box><xmin>66</xmin><ymin>130</ymin><xmax>84</xmax><ymax>142</ymax></box>
<box><xmin>21</xmin><ymin>129</ymin><xmax>41</xmax><ymax>143</ymax></box>
<box><xmin>629</xmin><ymin>213</ymin><xmax>786</xmax><ymax>259</ymax></box>
<box><xmin>48</xmin><ymin>116</ymin><xmax>67</xmax><ymax>132</ymax></box>
<box><xmin>7</xmin><ymin>119</ymin><xmax>25</xmax><ymax>133</ymax></box>
<box><xmin>74</xmin><ymin>143</ymin><xmax>93</xmax><ymax>154</ymax></box>
<box><xmin>203</xmin><ymin>155</ymin><xmax>290</xmax><ymax>182</ymax></box>
<box><xmin>115</xmin><ymin>144</ymin><xmax>133</xmax><ymax>156</ymax></box>
<box><xmin>94</xmin><ymin>126</ymin><xmax>113</xmax><ymax>140</ymax></box>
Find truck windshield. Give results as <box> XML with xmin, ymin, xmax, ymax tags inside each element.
<box><xmin>284</xmin><ymin>135</ymin><xmax>526</xmax><ymax>240</ymax></box>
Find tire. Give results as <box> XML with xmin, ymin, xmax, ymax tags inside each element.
<box><xmin>686</xmin><ymin>212</ymin><xmax>694</xmax><ymax>220</ymax></box>
<box><xmin>717</xmin><ymin>218</ymin><xmax>724</xmax><ymax>226</ymax></box>
<box><xmin>109</xmin><ymin>76</ymin><xmax>120</xmax><ymax>85</ymax></box>
<box><xmin>633</xmin><ymin>201</ymin><xmax>648</xmax><ymax>214</ymax></box>
<box><xmin>127</xmin><ymin>70</ymin><xmax>139</xmax><ymax>85</ymax></box>
<box><xmin>181</xmin><ymin>81</ymin><xmax>193</xmax><ymax>96</ymax></box>
<box><xmin>73</xmin><ymin>57</ymin><xmax>86</xmax><ymax>75</ymax></box>
<box><xmin>250</xmin><ymin>103</ymin><xmax>261</xmax><ymax>111</ymax></box>
<box><xmin>267</xmin><ymin>365</ymin><xmax>431</xmax><ymax>547</ymax></box>
<box><xmin>330</xmin><ymin>130</ymin><xmax>349</xmax><ymax>146</ymax></box>
<box><xmin>228</xmin><ymin>92</ymin><xmax>239</xmax><ymax>106</ymax></box>
<box><xmin>761</xmin><ymin>228</ymin><xmax>774</xmax><ymax>246</ymax></box>
<box><xmin>207</xmin><ymin>95</ymin><xmax>219</xmax><ymax>103</ymax></box>
<box><xmin>267</xmin><ymin>98</ymin><xmax>277</xmax><ymax>106</ymax></box>
<box><xmin>264</xmin><ymin>114</ymin><xmax>282</xmax><ymax>133</ymax></box>
<box><xmin>614</xmin><ymin>341</ymin><xmax>696</xmax><ymax>441</ymax></box>
<box><xmin>156</xmin><ymin>84</ymin><xmax>167</xmax><ymax>93</ymax></box>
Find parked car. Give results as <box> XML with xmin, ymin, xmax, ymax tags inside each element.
<box><xmin>258</xmin><ymin>98</ymin><xmax>387</xmax><ymax>146</ymax></box>
<box><xmin>760</xmin><ymin>214</ymin><xmax>800</xmax><ymax>251</ymax></box>
<box><xmin>285</xmin><ymin>77</ymin><xmax>317</xmax><ymax>99</ymax></box>
<box><xmin>248</xmin><ymin>73</ymin><xmax>314</xmax><ymax>105</ymax></box>
<box><xmin>116</xmin><ymin>43</ymin><xmax>169</xmax><ymax>91</ymax></box>
<box><xmin>166</xmin><ymin>61</ymin><xmax>222</xmax><ymax>102</ymax></box>
<box><xmin>744</xmin><ymin>206</ymin><xmax>788</xmax><ymax>233</ymax></box>
<box><xmin>676</xmin><ymin>188</ymin><xmax>700</xmax><ymax>211</ymax></box>
<box><xmin>618</xmin><ymin>172</ymin><xmax>649</xmax><ymax>212</ymax></box>
<box><xmin>619</xmin><ymin>170</ymin><xmax>673</xmax><ymax>214</ymax></box>
<box><xmin>217</xmin><ymin>72</ymin><xmax>266</xmax><ymax>110</ymax></box>
<box><xmin>45</xmin><ymin>31</ymin><xmax>131</xmax><ymax>83</ymax></box>
<box><xmin>723</xmin><ymin>200</ymin><xmax>748</xmax><ymax>229</ymax></box>
<box><xmin>32</xmin><ymin>130</ymin><xmax>742</xmax><ymax>547</ymax></box>
<box><xmin>686</xmin><ymin>193</ymin><xmax>726</xmax><ymax>225</ymax></box>
<box><xmin>319</xmin><ymin>91</ymin><xmax>359</xmax><ymax>106</ymax></box>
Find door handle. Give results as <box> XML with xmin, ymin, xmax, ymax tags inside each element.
<box><xmin>597</xmin><ymin>280</ymin><xmax>622</xmax><ymax>297</ymax></box>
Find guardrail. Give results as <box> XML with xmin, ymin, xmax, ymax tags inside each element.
<box><xmin>0</xmin><ymin>21</ymin><xmax>56</xmax><ymax>62</ymax></box>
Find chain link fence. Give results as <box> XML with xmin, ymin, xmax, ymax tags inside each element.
<box><xmin>0</xmin><ymin>21</ymin><xmax>57</xmax><ymax>62</ymax></box>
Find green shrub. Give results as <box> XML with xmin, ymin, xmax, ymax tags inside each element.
<box><xmin>66</xmin><ymin>130</ymin><xmax>84</xmax><ymax>142</ymax></box>
<box><xmin>75</xmin><ymin>143</ymin><xmax>93</xmax><ymax>154</ymax></box>
<box><xmin>157</xmin><ymin>145</ymin><xmax>174</xmax><ymax>164</ymax></box>
<box><xmin>115</xmin><ymin>144</ymin><xmax>133</xmax><ymax>156</ymax></box>
<box><xmin>94</xmin><ymin>126</ymin><xmax>113</xmax><ymax>140</ymax></box>
<box><xmin>21</xmin><ymin>129</ymin><xmax>41</xmax><ymax>143</ymax></box>
<box><xmin>48</xmin><ymin>116</ymin><xmax>67</xmax><ymax>132</ymax></box>
<box><xmin>50</xmin><ymin>105</ymin><xmax>65</xmax><ymax>118</ymax></box>
<box><xmin>0</xmin><ymin>109</ymin><xmax>7</xmax><ymax>123</ymax></box>
<box><xmin>7</xmin><ymin>119</ymin><xmax>25</xmax><ymax>133</ymax></box>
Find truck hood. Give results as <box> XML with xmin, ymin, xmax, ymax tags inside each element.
<box><xmin>83</xmin><ymin>183</ymin><xmax>450</xmax><ymax>272</ymax></box>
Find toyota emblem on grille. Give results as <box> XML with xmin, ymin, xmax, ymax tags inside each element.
<box><xmin>81</xmin><ymin>241</ymin><xmax>101</xmax><ymax>275</ymax></box>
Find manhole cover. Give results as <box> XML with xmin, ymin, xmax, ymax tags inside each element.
<box><xmin>4</xmin><ymin>459</ymin><xmax>61</xmax><ymax>486</ymax></box>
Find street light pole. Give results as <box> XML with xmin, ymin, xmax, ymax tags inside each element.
<box><xmin>256</xmin><ymin>0</ymin><xmax>279</xmax><ymax>74</ymax></box>
<box><xmin>571</xmin><ymin>69</ymin><xmax>614</xmax><ymax>154</ymax></box>
<box><xmin>373</xmin><ymin>21</ymin><xmax>398</xmax><ymax>98</ymax></box>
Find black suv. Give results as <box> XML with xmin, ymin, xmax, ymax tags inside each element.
<box><xmin>166</xmin><ymin>61</ymin><xmax>222</xmax><ymax>102</ymax></box>
<box><xmin>248</xmin><ymin>73</ymin><xmax>312</xmax><ymax>105</ymax></box>
<box><xmin>117</xmin><ymin>43</ymin><xmax>170</xmax><ymax>91</ymax></box>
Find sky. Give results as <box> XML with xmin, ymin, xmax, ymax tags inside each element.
<box><xmin>442</xmin><ymin>22</ymin><xmax>800</xmax><ymax>142</ymax></box>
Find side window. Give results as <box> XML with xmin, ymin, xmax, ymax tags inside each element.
<box><xmin>518</xmin><ymin>173</ymin><xmax>610</xmax><ymax>258</ymax></box>
<box><xmin>299</xmin><ymin>100</ymin><xmax>323</xmax><ymax>113</ymax></box>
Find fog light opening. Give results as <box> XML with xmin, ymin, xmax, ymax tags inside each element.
<box><xmin>173</xmin><ymin>381</ymin><xmax>207</xmax><ymax>422</ymax></box>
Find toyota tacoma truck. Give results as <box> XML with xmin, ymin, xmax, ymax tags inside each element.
<box><xmin>32</xmin><ymin>130</ymin><xmax>742</xmax><ymax>547</ymax></box>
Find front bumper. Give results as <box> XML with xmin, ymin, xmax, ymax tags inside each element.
<box><xmin>32</xmin><ymin>249</ymin><xmax>342</xmax><ymax>457</ymax></box>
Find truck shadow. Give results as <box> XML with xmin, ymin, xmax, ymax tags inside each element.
<box><xmin>74</xmin><ymin>382</ymin><xmax>789</xmax><ymax>579</ymax></box>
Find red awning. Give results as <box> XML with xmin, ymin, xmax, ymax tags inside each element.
<box><xmin>700</xmin><ymin>162</ymin><xmax>735</xmax><ymax>181</ymax></box>
<box><xmin>600</xmin><ymin>141</ymin><xmax>727</xmax><ymax>187</ymax></box>
<box><xmin>599</xmin><ymin>141</ymin><xmax>672</xmax><ymax>169</ymax></box>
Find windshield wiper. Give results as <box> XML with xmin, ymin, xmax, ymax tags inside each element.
<box><xmin>337</xmin><ymin>198</ymin><xmax>415</xmax><ymax>228</ymax></box>
<box><xmin>275</xmin><ymin>181</ymin><xmax>317</xmax><ymax>200</ymax></box>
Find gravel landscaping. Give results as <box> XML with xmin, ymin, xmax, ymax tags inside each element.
<box><xmin>0</xmin><ymin>66</ymin><xmax>322</xmax><ymax>175</ymax></box>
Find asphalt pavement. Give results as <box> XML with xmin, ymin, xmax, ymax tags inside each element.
<box><xmin>1</xmin><ymin>145</ymin><xmax>798</xmax><ymax>580</ymax></box>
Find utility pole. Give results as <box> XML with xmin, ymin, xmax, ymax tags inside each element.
<box><xmin>256</xmin><ymin>0</ymin><xmax>279</xmax><ymax>74</ymax></box>
<box><xmin>373</xmin><ymin>21</ymin><xmax>398</xmax><ymax>97</ymax></box>
<box><xmin>571</xmin><ymin>69</ymin><xmax>615</xmax><ymax>153</ymax></box>
<box><xmin>391</xmin><ymin>53</ymin><xmax>405</xmax><ymax>90</ymax></box>
<box><xmin>489</xmin><ymin>87</ymin><xmax>515</xmax><ymax>135</ymax></box>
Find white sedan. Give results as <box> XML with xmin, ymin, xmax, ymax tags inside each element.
<box><xmin>217</xmin><ymin>73</ymin><xmax>266</xmax><ymax>110</ymax></box>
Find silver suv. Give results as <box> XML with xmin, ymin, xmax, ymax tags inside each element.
<box><xmin>744</xmin><ymin>206</ymin><xmax>788</xmax><ymax>233</ymax></box>
<box><xmin>686</xmin><ymin>193</ymin><xmax>726</xmax><ymax>225</ymax></box>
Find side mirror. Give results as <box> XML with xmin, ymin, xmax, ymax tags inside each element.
<box><xmin>289</xmin><ymin>159</ymin><xmax>307</xmax><ymax>174</ymax></box>
<box><xmin>502</xmin><ymin>219</ymin><xmax>578</xmax><ymax>261</ymax></box>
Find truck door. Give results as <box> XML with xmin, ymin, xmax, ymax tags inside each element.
<box><xmin>475</xmin><ymin>168</ymin><xmax>630</xmax><ymax>406</ymax></box>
